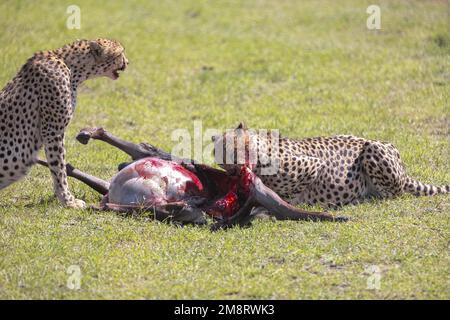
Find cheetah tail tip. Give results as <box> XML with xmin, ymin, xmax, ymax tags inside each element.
<box><xmin>404</xmin><ymin>177</ymin><xmax>450</xmax><ymax>196</ymax></box>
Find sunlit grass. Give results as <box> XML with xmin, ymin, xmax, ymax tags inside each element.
<box><xmin>0</xmin><ymin>0</ymin><xmax>449</xmax><ymax>299</ymax></box>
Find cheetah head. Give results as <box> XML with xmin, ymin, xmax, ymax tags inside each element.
<box><xmin>59</xmin><ymin>38</ymin><xmax>129</xmax><ymax>81</ymax></box>
<box><xmin>87</xmin><ymin>38</ymin><xmax>128</xmax><ymax>80</ymax></box>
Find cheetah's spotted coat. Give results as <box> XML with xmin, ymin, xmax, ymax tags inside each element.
<box><xmin>0</xmin><ymin>39</ymin><xmax>128</xmax><ymax>207</ymax></box>
<box><xmin>214</xmin><ymin>124</ymin><xmax>449</xmax><ymax>208</ymax></box>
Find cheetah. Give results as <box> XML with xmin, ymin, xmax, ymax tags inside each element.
<box><xmin>0</xmin><ymin>39</ymin><xmax>128</xmax><ymax>208</ymax></box>
<box><xmin>213</xmin><ymin>123</ymin><xmax>449</xmax><ymax>209</ymax></box>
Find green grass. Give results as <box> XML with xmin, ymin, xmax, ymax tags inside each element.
<box><xmin>0</xmin><ymin>0</ymin><xmax>449</xmax><ymax>299</ymax></box>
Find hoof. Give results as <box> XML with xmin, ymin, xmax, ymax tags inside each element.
<box><xmin>76</xmin><ymin>131</ymin><xmax>92</xmax><ymax>145</ymax></box>
<box><xmin>335</xmin><ymin>216</ymin><xmax>350</xmax><ymax>222</ymax></box>
<box><xmin>76</xmin><ymin>127</ymin><xmax>105</xmax><ymax>145</ymax></box>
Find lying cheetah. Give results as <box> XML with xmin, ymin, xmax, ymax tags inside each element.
<box><xmin>0</xmin><ymin>39</ymin><xmax>128</xmax><ymax>208</ymax></box>
<box><xmin>213</xmin><ymin>123</ymin><xmax>449</xmax><ymax>208</ymax></box>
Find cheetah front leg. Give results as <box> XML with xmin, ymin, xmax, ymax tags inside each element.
<box><xmin>42</xmin><ymin>134</ymin><xmax>85</xmax><ymax>208</ymax></box>
<box><xmin>37</xmin><ymin>65</ymin><xmax>86</xmax><ymax>209</ymax></box>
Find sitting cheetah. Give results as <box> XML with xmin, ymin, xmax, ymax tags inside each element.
<box><xmin>213</xmin><ymin>123</ymin><xmax>449</xmax><ymax>208</ymax></box>
<box><xmin>0</xmin><ymin>39</ymin><xmax>128</xmax><ymax>208</ymax></box>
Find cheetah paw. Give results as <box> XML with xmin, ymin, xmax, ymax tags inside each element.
<box><xmin>65</xmin><ymin>198</ymin><xmax>86</xmax><ymax>209</ymax></box>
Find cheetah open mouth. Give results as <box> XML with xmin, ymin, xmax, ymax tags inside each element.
<box><xmin>112</xmin><ymin>63</ymin><xmax>126</xmax><ymax>80</ymax></box>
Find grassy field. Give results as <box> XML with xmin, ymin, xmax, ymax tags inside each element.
<box><xmin>0</xmin><ymin>0</ymin><xmax>449</xmax><ymax>299</ymax></box>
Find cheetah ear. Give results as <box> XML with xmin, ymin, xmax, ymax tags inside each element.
<box><xmin>89</xmin><ymin>41</ymin><xmax>105</xmax><ymax>61</ymax></box>
<box><xmin>236</xmin><ymin>122</ymin><xmax>247</xmax><ymax>130</ymax></box>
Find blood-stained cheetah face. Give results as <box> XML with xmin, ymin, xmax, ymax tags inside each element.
<box><xmin>212</xmin><ymin>122</ymin><xmax>256</xmax><ymax>175</ymax></box>
<box><xmin>87</xmin><ymin>38</ymin><xmax>128</xmax><ymax>80</ymax></box>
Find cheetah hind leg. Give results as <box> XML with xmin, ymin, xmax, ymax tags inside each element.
<box><xmin>361</xmin><ymin>141</ymin><xmax>450</xmax><ymax>198</ymax></box>
<box><xmin>361</xmin><ymin>141</ymin><xmax>411</xmax><ymax>198</ymax></box>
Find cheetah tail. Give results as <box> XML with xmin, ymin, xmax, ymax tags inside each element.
<box><xmin>404</xmin><ymin>177</ymin><xmax>450</xmax><ymax>196</ymax></box>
